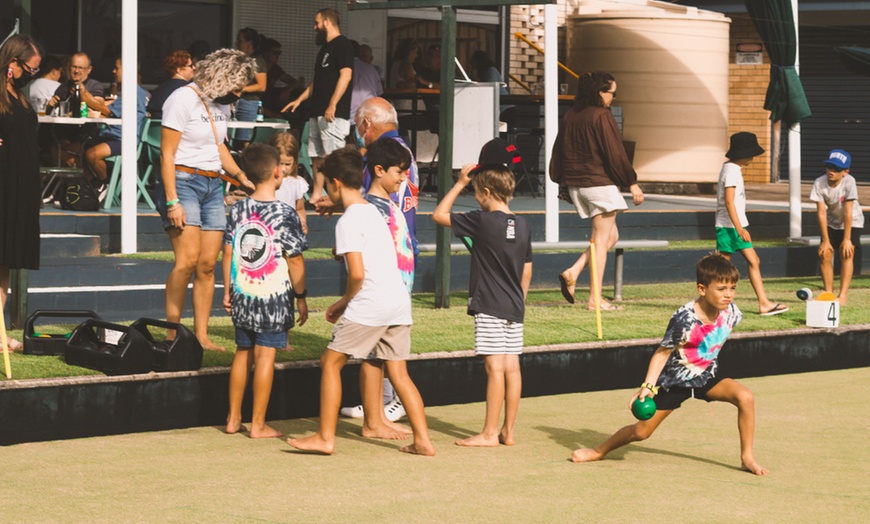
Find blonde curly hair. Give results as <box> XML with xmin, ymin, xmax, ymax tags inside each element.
<box><xmin>193</xmin><ymin>48</ymin><xmax>256</xmax><ymax>99</ymax></box>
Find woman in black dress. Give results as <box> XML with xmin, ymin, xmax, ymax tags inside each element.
<box><xmin>0</xmin><ymin>35</ymin><xmax>43</xmax><ymax>351</ymax></box>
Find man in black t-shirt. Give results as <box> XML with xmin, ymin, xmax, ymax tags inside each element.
<box><xmin>282</xmin><ymin>7</ymin><xmax>354</xmax><ymax>205</ymax></box>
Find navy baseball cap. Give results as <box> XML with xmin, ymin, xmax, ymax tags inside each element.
<box><xmin>470</xmin><ymin>138</ymin><xmax>522</xmax><ymax>175</ymax></box>
<box><xmin>824</xmin><ymin>149</ymin><xmax>851</xmax><ymax>170</ymax></box>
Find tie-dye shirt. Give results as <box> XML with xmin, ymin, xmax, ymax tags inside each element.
<box><xmin>365</xmin><ymin>194</ymin><xmax>414</xmax><ymax>294</ymax></box>
<box><xmin>658</xmin><ymin>301</ymin><xmax>743</xmax><ymax>388</ymax></box>
<box><xmin>223</xmin><ymin>199</ymin><xmax>307</xmax><ymax>333</ymax></box>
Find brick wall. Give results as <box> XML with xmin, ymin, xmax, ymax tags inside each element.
<box><xmin>729</xmin><ymin>14</ymin><xmax>774</xmax><ymax>184</ymax></box>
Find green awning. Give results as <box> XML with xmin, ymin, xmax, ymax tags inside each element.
<box><xmin>744</xmin><ymin>0</ymin><xmax>811</xmax><ymax>126</ymax></box>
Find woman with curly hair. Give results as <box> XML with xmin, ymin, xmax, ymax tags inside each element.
<box><xmin>158</xmin><ymin>49</ymin><xmax>256</xmax><ymax>351</ymax></box>
<box><xmin>550</xmin><ymin>71</ymin><xmax>644</xmax><ymax>310</ymax></box>
<box><xmin>0</xmin><ymin>34</ymin><xmax>43</xmax><ymax>351</ymax></box>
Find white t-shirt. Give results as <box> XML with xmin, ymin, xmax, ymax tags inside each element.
<box><xmin>715</xmin><ymin>162</ymin><xmax>749</xmax><ymax>228</ymax></box>
<box><xmin>335</xmin><ymin>203</ymin><xmax>412</xmax><ymax>326</ymax></box>
<box><xmin>276</xmin><ymin>176</ymin><xmax>309</xmax><ymax>207</ymax></box>
<box><xmin>25</xmin><ymin>78</ymin><xmax>60</xmax><ymax>103</ymax></box>
<box><xmin>810</xmin><ymin>173</ymin><xmax>865</xmax><ymax>230</ymax></box>
<box><xmin>161</xmin><ymin>86</ymin><xmax>230</xmax><ymax>171</ymax></box>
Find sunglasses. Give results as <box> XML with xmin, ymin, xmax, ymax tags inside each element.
<box><xmin>16</xmin><ymin>58</ymin><xmax>39</xmax><ymax>75</ymax></box>
<box><xmin>825</xmin><ymin>163</ymin><xmax>846</xmax><ymax>172</ymax></box>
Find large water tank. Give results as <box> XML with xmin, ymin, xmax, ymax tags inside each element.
<box><xmin>567</xmin><ymin>1</ymin><xmax>731</xmax><ymax>184</ymax></box>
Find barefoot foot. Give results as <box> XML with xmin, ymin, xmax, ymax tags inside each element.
<box><xmin>362</xmin><ymin>423</ymin><xmax>411</xmax><ymax>440</ymax></box>
<box><xmin>249</xmin><ymin>423</ymin><xmax>283</xmax><ymax>439</ymax></box>
<box><xmin>399</xmin><ymin>441</ymin><xmax>436</xmax><ymax>456</ymax></box>
<box><xmin>198</xmin><ymin>338</ymin><xmax>225</xmax><ymax>352</ymax></box>
<box><xmin>499</xmin><ymin>428</ymin><xmax>515</xmax><ymax>446</ymax></box>
<box><xmin>3</xmin><ymin>337</ymin><xmax>23</xmax><ymax>352</ymax></box>
<box><xmin>455</xmin><ymin>433</ymin><xmax>500</xmax><ymax>447</ymax></box>
<box><xmin>286</xmin><ymin>434</ymin><xmax>335</xmax><ymax>455</ymax></box>
<box><xmin>225</xmin><ymin>419</ymin><xmax>247</xmax><ymax>434</ymax></box>
<box><xmin>383</xmin><ymin>418</ymin><xmax>413</xmax><ymax>435</ymax></box>
<box><xmin>741</xmin><ymin>457</ymin><xmax>769</xmax><ymax>476</ymax></box>
<box><xmin>571</xmin><ymin>448</ymin><xmax>604</xmax><ymax>463</ymax></box>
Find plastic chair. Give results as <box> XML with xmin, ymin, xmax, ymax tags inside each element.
<box><xmin>102</xmin><ymin>118</ymin><xmax>157</xmax><ymax>210</ymax></box>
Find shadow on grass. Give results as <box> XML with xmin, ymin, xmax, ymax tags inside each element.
<box><xmin>535</xmin><ymin>425</ymin><xmax>741</xmax><ymax>472</ymax></box>
<box><xmin>425</xmin><ymin>415</ymin><xmax>477</xmax><ymax>440</ymax></box>
<box><xmin>274</xmin><ymin>418</ymin><xmax>413</xmax><ymax>452</ymax></box>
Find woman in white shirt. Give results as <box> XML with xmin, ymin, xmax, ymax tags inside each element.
<box><xmin>159</xmin><ymin>49</ymin><xmax>256</xmax><ymax>351</ymax></box>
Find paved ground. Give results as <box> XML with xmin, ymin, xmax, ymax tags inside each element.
<box><xmin>1</xmin><ymin>367</ymin><xmax>867</xmax><ymax>522</ymax></box>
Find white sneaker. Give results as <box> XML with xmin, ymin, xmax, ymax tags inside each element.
<box><xmin>339</xmin><ymin>404</ymin><xmax>364</xmax><ymax>418</ymax></box>
<box><xmin>384</xmin><ymin>397</ymin><xmax>406</xmax><ymax>422</ymax></box>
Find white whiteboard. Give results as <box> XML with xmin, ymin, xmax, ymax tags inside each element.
<box><xmin>451</xmin><ymin>82</ymin><xmax>499</xmax><ymax>169</ymax></box>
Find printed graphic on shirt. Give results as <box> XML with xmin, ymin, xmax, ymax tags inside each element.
<box><xmin>366</xmin><ymin>194</ymin><xmax>414</xmax><ymax>293</ymax></box>
<box><xmin>658</xmin><ymin>301</ymin><xmax>743</xmax><ymax>388</ymax></box>
<box><xmin>224</xmin><ymin>200</ymin><xmax>306</xmax><ymax>333</ymax></box>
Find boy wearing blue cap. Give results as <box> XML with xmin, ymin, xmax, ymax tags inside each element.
<box><xmin>810</xmin><ymin>149</ymin><xmax>864</xmax><ymax>305</ymax></box>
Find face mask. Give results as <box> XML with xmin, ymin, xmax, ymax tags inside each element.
<box><xmin>13</xmin><ymin>69</ymin><xmax>32</xmax><ymax>89</ymax></box>
<box><xmin>353</xmin><ymin>125</ymin><xmax>365</xmax><ymax>149</ymax></box>
<box><xmin>213</xmin><ymin>92</ymin><xmax>240</xmax><ymax>105</ymax></box>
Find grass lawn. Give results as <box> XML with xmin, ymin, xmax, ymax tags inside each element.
<box><xmin>3</xmin><ymin>274</ymin><xmax>868</xmax><ymax>381</ymax></box>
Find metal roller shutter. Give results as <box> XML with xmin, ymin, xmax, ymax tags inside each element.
<box><xmin>779</xmin><ymin>26</ymin><xmax>870</xmax><ymax>182</ymax></box>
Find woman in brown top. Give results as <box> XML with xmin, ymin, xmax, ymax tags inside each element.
<box><xmin>550</xmin><ymin>71</ymin><xmax>643</xmax><ymax>309</ymax></box>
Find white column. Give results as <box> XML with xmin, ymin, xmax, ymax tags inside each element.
<box><xmin>121</xmin><ymin>0</ymin><xmax>137</xmax><ymax>253</ymax></box>
<box><xmin>544</xmin><ymin>4</ymin><xmax>559</xmax><ymax>242</ymax></box>
<box><xmin>788</xmin><ymin>0</ymin><xmax>801</xmax><ymax>239</ymax></box>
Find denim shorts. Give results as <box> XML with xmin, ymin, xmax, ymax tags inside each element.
<box><xmin>233</xmin><ymin>98</ymin><xmax>259</xmax><ymax>142</ymax></box>
<box><xmin>235</xmin><ymin>327</ymin><xmax>287</xmax><ymax>350</ymax></box>
<box><xmin>156</xmin><ymin>170</ymin><xmax>226</xmax><ymax>231</ymax></box>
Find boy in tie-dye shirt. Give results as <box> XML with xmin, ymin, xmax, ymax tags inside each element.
<box><xmin>222</xmin><ymin>143</ymin><xmax>308</xmax><ymax>439</ymax></box>
<box><xmin>571</xmin><ymin>254</ymin><xmax>768</xmax><ymax>476</ymax></box>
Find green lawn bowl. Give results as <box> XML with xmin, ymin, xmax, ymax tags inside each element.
<box><xmin>631</xmin><ymin>397</ymin><xmax>657</xmax><ymax>421</ymax></box>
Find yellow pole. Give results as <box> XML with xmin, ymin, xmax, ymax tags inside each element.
<box><xmin>588</xmin><ymin>239</ymin><xmax>603</xmax><ymax>339</ymax></box>
<box><xmin>514</xmin><ymin>32</ymin><xmax>580</xmax><ymax>79</ymax></box>
<box><xmin>508</xmin><ymin>73</ymin><xmax>532</xmax><ymax>94</ymax></box>
<box><xmin>1</xmin><ymin>309</ymin><xmax>11</xmax><ymax>379</ymax></box>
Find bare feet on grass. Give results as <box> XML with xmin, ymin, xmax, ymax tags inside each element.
<box><xmin>225</xmin><ymin>418</ymin><xmax>247</xmax><ymax>434</ymax></box>
<box><xmin>384</xmin><ymin>418</ymin><xmax>413</xmax><ymax>435</ymax></box>
<box><xmin>249</xmin><ymin>423</ymin><xmax>283</xmax><ymax>439</ymax></box>
<box><xmin>570</xmin><ymin>448</ymin><xmax>603</xmax><ymax>463</ymax></box>
<box><xmin>361</xmin><ymin>422</ymin><xmax>410</xmax><ymax>440</ymax></box>
<box><xmin>2</xmin><ymin>337</ymin><xmax>23</xmax><ymax>352</ymax></box>
<box><xmin>741</xmin><ymin>456</ymin><xmax>769</xmax><ymax>476</ymax></box>
<box><xmin>199</xmin><ymin>337</ymin><xmax>225</xmax><ymax>352</ymax></box>
<box><xmin>499</xmin><ymin>428</ymin><xmax>515</xmax><ymax>446</ymax></box>
<box><xmin>286</xmin><ymin>434</ymin><xmax>335</xmax><ymax>455</ymax></box>
<box><xmin>399</xmin><ymin>441</ymin><xmax>436</xmax><ymax>456</ymax></box>
<box><xmin>455</xmin><ymin>433</ymin><xmax>500</xmax><ymax>447</ymax></box>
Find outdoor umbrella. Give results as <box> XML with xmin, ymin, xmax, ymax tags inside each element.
<box><xmin>744</xmin><ymin>0</ymin><xmax>811</xmax><ymax>125</ymax></box>
<box><xmin>835</xmin><ymin>46</ymin><xmax>870</xmax><ymax>77</ymax></box>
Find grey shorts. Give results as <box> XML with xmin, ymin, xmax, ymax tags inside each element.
<box><xmin>568</xmin><ymin>185</ymin><xmax>627</xmax><ymax>219</ymax></box>
<box><xmin>308</xmin><ymin>116</ymin><xmax>351</xmax><ymax>158</ymax></box>
<box><xmin>327</xmin><ymin>318</ymin><xmax>411</xmax><ymax>361</ymax></box>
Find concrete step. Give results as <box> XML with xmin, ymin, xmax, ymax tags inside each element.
<box><xmin>23</xmin><ymin>245</ymin><xmax>823</xmax><ymax>322</ymax></box>
<box><xmin>40</xmin><ymin>234</ymin><xmax>101</xmax><ymax>258</ymax></box>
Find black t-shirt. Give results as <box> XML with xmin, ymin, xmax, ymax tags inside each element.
<box><xmin>311</xmin><ymin>35</ymin><xmax>354</xmax><ymax>119</ymax></box>
<box><xmin>147</xmin><ymin>78</ymin><xmax>190</xmax><ymax>119</ymax></box>
<box><xmin>451</xmin><ymin>210</ymin><xmax>532</xmax><ymax>323</ymax></box>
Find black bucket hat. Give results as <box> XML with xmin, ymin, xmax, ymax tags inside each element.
<box><xmin>725</xmin><ymin>132</ymin><xmax>765</xmax><ymax>160</ymax></box>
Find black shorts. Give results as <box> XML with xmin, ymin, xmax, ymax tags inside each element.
<box><xmin>828</xmin><ymin>227</ymin><xmax>863</xmax><ymax>274</ymax></box>
<box><xmin>654</xmin><ymin>375</ymin><xmax>725</xmax><ymax>411</ymax></box>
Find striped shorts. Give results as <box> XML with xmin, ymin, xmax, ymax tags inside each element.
<box><xmin>473</xmin><ymin>313</ymin><xmax>524</xmax><ymax>355</ymax></box>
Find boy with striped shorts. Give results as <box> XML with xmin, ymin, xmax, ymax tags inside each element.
<box><xmin>432</xmin><ymin>138</ymin><xmax>533</xmax><ymax>447</ymax></box>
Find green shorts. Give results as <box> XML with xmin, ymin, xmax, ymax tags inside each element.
<box><xmin>716</xmin><ymin>227</ymin><xmax>753</xmax><ymax>253</ymax></box>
